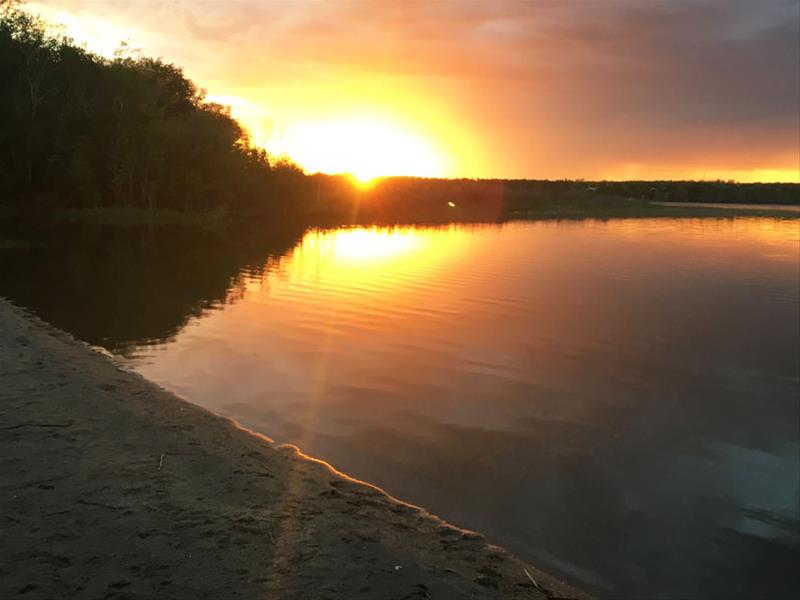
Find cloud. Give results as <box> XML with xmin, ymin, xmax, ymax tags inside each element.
<box><xmin>31</xmin><ymin>0</ymin><xmax>800</xmax><ymax>179</ymax></box>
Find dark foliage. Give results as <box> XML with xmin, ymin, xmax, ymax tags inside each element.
<box><xmin>0</xmin><ymin>9</ymin><xmax>305</xmax><ymax>216</ymax></box>
<box><xmin>590</xmin><ymin>180</ymin><xmax>799</xmax><ymax>205</ymax></box>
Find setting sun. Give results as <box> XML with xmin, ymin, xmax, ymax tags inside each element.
<box><xmin>269</xmin><ymin>117</ymin><xmax>447</xmax><ymax>181</ymax></box>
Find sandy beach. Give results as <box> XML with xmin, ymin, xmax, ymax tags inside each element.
<box><xmin>0</xmin><ymin>297</ymin><xmax>587</xmax><ymax>600</ymax></box>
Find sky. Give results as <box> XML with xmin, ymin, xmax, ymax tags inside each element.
<box><xmin>27</xmin><ymin>0</ymin><xmax>800</xmax><ymax>182</ymax></box>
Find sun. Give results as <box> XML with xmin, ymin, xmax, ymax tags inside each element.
<box><xmin>348</xmin><ymin>173</ymin><xmax>379</xmax><ymax>189</ymax></box>
<box><xmin>270</xmin><ymin>117</ymin><xmax>447</xmax><ymax>180</ymax></box>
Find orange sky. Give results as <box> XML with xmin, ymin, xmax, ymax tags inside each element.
<box><xmin>29</xmin><ymin>0</ymin><xmax>800</xmax><ymax>182</ymax></box>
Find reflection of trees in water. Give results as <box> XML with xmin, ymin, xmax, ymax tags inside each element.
<box><xmin>0</xmin><ymin>222</ymin><xmax>306</xmax><ymax>353</ymax></box>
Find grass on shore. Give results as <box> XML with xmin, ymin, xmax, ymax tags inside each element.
<box><xmin>0</xmin><ymin>205</ymin><xmax>231</xmax><ymax>228</ymax></box>
<box><xmin>50</xmin><ymin>206</ymin><xmax>230</xmax><ymax>228</ymax></box>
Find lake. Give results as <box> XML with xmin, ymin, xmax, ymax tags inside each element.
<box><xmin>2</xmin><ymin>216</ymin><xmax>798</xmax><ymax>598</ymax></box>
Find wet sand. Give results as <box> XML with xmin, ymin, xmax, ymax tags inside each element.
<box><xmin>0</xmin><ymin>297</ymin><xmax>587</xmax><ymax>600</ymax></box>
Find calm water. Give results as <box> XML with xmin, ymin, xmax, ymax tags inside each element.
<box><xmin>2</xmin><ymin>217</ymin><xmax>799</xmax><ymax>598</ymax></box>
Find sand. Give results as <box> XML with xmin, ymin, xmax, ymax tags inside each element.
<box><xmin>0</xmin><ymin>297</ymin><xmax>588</xmax><ymax>600</ymax></box>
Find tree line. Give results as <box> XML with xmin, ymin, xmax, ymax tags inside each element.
<box><xmin>0</xmin><ymin>6</ymin><xmax>306</xmax><ymax>217</ymax></box>
<box><xmin>590</xmin><ymin>180</ymin><xmax>798</xmax><ymax>205</ymax></box>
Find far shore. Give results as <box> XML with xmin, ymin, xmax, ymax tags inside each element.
<box><xmin>650</xmin><ymin>201</ymin><xmax>800</xmax><ymax>213</ymax></box>
<box><xmin>1</xmin><ymin>195</ymin><xmax>798</xmax><ymax>232</ymax></box>
<box><xmin>0</xmin><ymin>297</ymin><xmax>588</xmax><ymax>600</ymax></box>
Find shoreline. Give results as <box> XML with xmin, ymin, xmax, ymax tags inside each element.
<box><xmin>0</xmin><ymin>297</ymin><xmax>588</xmax><ymax>600</ymax></box>
<box><xmin>2</xmin><ymin>198</ymin><xmax>798</xmax><ymax>232</ymax></box>
<box><xmin>649</xmin><ymin>201</ymin><xmax>800</xmax><ymax>213</ymax></box>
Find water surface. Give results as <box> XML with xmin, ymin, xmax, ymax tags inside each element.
<box><xmin>2</xmin><ymin>217</ymin><xmax>798</xmax><ymax>598</ymax></box>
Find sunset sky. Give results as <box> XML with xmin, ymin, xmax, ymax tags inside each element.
<box><xmin>28</xmin><ymin>0</ymin><xmax>800</xmax><ymax>182</ymax></box>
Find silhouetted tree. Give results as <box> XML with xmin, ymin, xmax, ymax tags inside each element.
<box><xmin>0</xmin><ymin>7</ymin><xmax>306</xmax><ymax>215</ymax></box>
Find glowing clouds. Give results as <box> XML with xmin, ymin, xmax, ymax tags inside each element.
<box><xmin>29</xmin><ymin>2</ymin><xmax>150</xmax><ymax>58</ymax></box>
<box><xmin>26</xmin><ymin>0</ymin><xmax>800</xmax><ymax>181</ymax></box>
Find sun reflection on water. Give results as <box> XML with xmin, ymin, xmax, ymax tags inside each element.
<box><xmin>287</xmin><ymin>225</ymin><xmax>472</xmax><ymax>278</ymax></box>
<box><xmin>308</xmin><ymin>227</ymin><xmax>425</xmax><ymax>263</ymax></box>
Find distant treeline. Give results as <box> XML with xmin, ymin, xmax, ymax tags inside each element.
<box><xmin>1</xmin><ymin>5</ymin><xmax>797</xmax><ymax>224</ymax></box>
<box><xmin>589</xmin><ymin>180</ymin><xmax>798</xmax><ymax>205</ymax></box>
<box><xmin>300</xmin><ymin>177</ymin><xmax>799</xmax><ymax>223</ymax></box>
